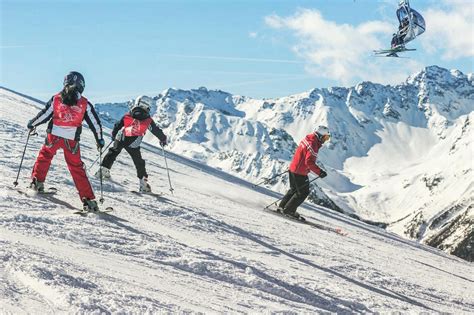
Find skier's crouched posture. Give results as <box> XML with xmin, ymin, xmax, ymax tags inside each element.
<box><xmin>96</xmin><ymin>95</ymin><xmax>167</xmax><ymax>192</ymax></box>
<box><xmin>278</xmin><ymin>126</ymin><xmax>330</xmax><ymax>218</ymax></box>
<box><xmin>27</xmin><ymin>71</ymin><xmax>105</xmax><ymax>211</ymax></box>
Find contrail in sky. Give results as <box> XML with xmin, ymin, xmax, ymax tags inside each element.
<box><xmin>212</xmin><ymin>75</ymin><xmax>312</xmax><ymax>89</ymax></box>
<box><xmin>160</xmin><ymin>54</ymin><xmax>304</xmax><ymax>64</ymax></box>
<box><xmin>0</xmin><ymin>45</ymin><xmax>48</xmax><ymax>49</ymax></box>
<box><xmin>175</xmin><ymin>70</ymin><xmax>305</xmax><ymax>77</ymax></box>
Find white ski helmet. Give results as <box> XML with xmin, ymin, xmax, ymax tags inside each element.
<box><xmin>133</xmin><ymin>95</ymin><xmax>153</xmax><ymax>112</ymax></box>
<box><xmin>314</xmin><ymin>125</ymin><xmax>330</xmax><ymax>136</ymax></box>
<box><xmin>314</xmin><ymin>125</ymin><xmax>331</xmax><ymax>142</ymax></box>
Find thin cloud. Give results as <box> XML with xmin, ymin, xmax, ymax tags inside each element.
<box><xmin>159</xmin><ymin>54</ymin><xmax>304</xmax><ymax>64</ymax></box>
<box><xmin>265</xmin><ymin>9</ymin><xmax>423</xmax><ymax>85</ymax></box>
<box><xmin>249</xmin><ymin>31</ymin><xmax>258</xmax><ymax>38</ymax></box>
<box><xmin>0</xmin><ymin>44</ymin><xmax>49</xmax><ymax>49</ymax></box>
<box><xmin>175</xmin><ymin>69</ymin><xmax>305</xmax><ymax>77</ymax></box>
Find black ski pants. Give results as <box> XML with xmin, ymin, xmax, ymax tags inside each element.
<box><xmin>101</xmin><ymin>140</ymin><xmax>148</xmax><ymax>179</ymax></box>
<box><xmin>279</xmin><ymin>172</ymin><xmax>310</xmax><ymax>214</ymax></box>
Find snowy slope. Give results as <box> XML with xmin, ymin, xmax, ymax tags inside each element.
<box><xmin>1</xmin><ymin>88</ymin><xmax>474</xmax><ymax>313</ymax></box>
<box><xmin>92</xmin><ymin>66</ymin><xmax>473</xmax><ymax>260</ymax></box>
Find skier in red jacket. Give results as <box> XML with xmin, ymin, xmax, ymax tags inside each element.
<box><xmin>96</xmin><ymin>95</ymin><xmax>167</xmax><ymax>192</ymax></box>
<box><xmin>278</xmin><ymin>126</ymin><xmax>330</xmax><ymax>218</ymax></box>
<box><xmin>27</xmin><ymin>71</ymin><xmax>105</xmax><ymax>211</ymax></box>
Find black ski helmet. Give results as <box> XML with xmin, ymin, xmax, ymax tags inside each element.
<box><xmin>63</xmin><ymin>71</ymin><xmax>85</xmax><ymax>94</ymax></box>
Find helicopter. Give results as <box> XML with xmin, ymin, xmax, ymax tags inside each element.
<box><xmin>374</xmin><ymin>0</ymin><xmax>426</xmax><ymax>57</ymax></box>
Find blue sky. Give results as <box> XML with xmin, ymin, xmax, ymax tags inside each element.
<box><xmin>1</xmin><ymin>0</ymin><xmax>473</xmax><ymax>102</ymax></box>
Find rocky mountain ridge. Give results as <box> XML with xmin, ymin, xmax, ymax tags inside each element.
<box><xmin>95</xmin><ymin>66</ymin><xmax>473</xmax><ymax>261</ymax></box>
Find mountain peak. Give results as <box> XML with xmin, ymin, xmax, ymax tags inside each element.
<box><xmin>407</xmin><ymin>65</ymin><xmax>468</xmax><ymax>86</ymax></box>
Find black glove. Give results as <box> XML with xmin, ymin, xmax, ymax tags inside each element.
<box><xmin>97</xmin><ymin>138</ymin><xmax>105</xmax><ymax>149</ymax></box>
<box><xmin>160</xmin><ymin>135</ymin><xmax>167</xmax><ymax>147</ymax></box>
<box><xmin>27</xmin><ymin>120</ymin><xmax>34</xmax><ymax>130</ymax></box>
<box><xmin>319</xmin><ymin>169</ymin><xmax>327</xmax><ymax>178</ymax></box>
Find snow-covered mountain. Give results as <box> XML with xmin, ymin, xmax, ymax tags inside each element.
<box><xmin>94</xmin><ymin>66</ymin><xmax>473</xmax><ymax>261</ymax></box>
<box><xmin>1</xmin><ymin>86</ymin><xmax>474</xmax><ymax>313</ymax></box>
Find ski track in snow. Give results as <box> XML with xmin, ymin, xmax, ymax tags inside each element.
<box><xmin>1</xmin><ymin>88</ymin><xmax>473</xmax><ymax>313</ymax></box>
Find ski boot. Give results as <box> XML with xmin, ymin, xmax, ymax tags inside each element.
<box><xmin>139</xmin><ymin>177</ymin><xmax>152</xmax><ymax>193</ymax></box>
<box><xmin>283</xmin><ymin>209</ymin><xmax>301</xmax><ymax>220</ymax></box>
<box><xmin>82</xmin><ymin>198</ymin><xmax>99</xmax><ymax>212</ymax></box>
<box><xmin>94</xmin><ymin>166</ymin><xmax>111</xmax><ymax>179</ymax></box>
<box><xmin>29</xmin><ymin>178</ymin><xmax>44</xmax><ymax>192</ymax></box>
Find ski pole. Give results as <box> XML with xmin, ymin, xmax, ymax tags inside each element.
<box><xmin>98</xmin><ymin>147</ymin><xmax>104</xmax><ymax>204</ymax></box>
<box><xmin>13</xmin><ymin>128</ymin><xmax>37</xmax><ymax>187</ymax></box>
<box><xmin>88</xmin><ymin>140</ymin><xmax>112</xmax><ymax>170</ymax></box>
<box><xmin>264</xmin><ymin>175</ymin><xmax>320</xmax><ymax>210</ymax></box>
<box><xmin>161</xmin><ymin>145</ymin><xmax>174</xmax><ymax>194</ymax></box>
<box><xmin>252</xmin><ymin>169</ymin><xmax>288</xmax><ymax>188</ymax></box>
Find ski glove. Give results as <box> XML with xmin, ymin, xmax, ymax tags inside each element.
<box><xmin>27</xmin><ymin>120</ymin><xmax>34</xmax><ymax>130</ymax></box>
<box><xmin>97</xmin><ymin>138</ymin><xmax>105</xmax><ymax>149</ymax></box>
<box><xmin>319</xmin><ymin>169</ymin><xmax>327</xmax><ymax>178</ymax></box>
<box><xmin>160</xmin><ymin>135</ymin><xmax>167</xmax><ymax>147</ymax></box>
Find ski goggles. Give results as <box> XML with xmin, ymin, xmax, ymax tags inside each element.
<box><xmin>321</xmin><ymin>134</ymin><xmax>331</xmax><ymax>143</ymax></box>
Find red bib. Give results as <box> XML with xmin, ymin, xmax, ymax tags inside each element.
<box><xmin>123</xmin><ymin>113</ymin><xmax>152</xmax><ymax>137</ymax></box>
<box><xmin>52</xmin><ymin>93</ymin><xmax>88</xmax><ymax>127</ymax></box>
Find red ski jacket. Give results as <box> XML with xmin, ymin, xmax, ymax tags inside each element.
<box><xmin>52</xmin><ymin>93</ymin><xmax>88</xmax><ymax>127</ymax></box>
<box><xmin>289</xmin><ymin>133</ymin><xmax>323</xmax><ymax>176</ymax></box>
<box><xmin>123</xmin><ymin>113</ymin><xmax>152</xmax><ymax>137</ymax></box>
<box><xmin>28</xmin><ymin>93</ymin><xmax>102</xmax><ymax>142</ymax></box>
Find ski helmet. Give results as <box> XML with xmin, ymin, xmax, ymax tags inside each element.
<box><xmin>133</xmin><ymin>95</ymin><xmax>152</xmax><ymax>112</ymax></box>
<box><xmin>63</xmin><ymin>71</ymin><xmax>85</xmax><ymax>94</ymax></box>
<box><xmin>314</xmin><ymin>125</ymin><xmax>331</xmax><ymax>142</ymax></box>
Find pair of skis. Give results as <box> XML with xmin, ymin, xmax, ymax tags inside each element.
<box><xmin>73</xmin><ymin>207</ymin><xmax>114</xmax><ymax>216</ymax></box>
<box><xmin>41</xmin><ymin>187</ymin><xmax>114</xmax><ymax>215</ymax></box>
<box><xmin>74</xmin><ymin>190</ymin><xmax>164</xmax><ymax>215</ymax></box>
<box><xmin>130</xmin><ymin>190</ymin><xmax>163</xmax><ymax>198</ymax></box>
<box><xmin>73</xmin><ymin>193</ymin><xmax>114</xmax><ymax>215</ymax></box>
<box><xmin>16</xmin><ymin>186</ymin><xmax>115</xmax><ymax>215</ymax></box>
<box><xmin>263</xmin><ymin>205</ymin><xmax>347</xmax><ymax>236</ymax></box>
<box><xmin>73</xmin><ymin>190</ymin><xmax>164</xmax><ymax>215</ymax></box>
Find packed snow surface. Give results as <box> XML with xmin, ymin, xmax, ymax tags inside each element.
<box><xmin>1</xmin><ymin>88</ymin><xmax>473</xmax><ymax>313</ymax></box>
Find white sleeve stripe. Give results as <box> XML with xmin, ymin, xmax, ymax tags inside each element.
<box><xmin>86</xmin><ymin>104</ymin><xmax>101</xmax><ymax>136</ymax></box>
<box><xmin>31</xmin><ymin>105</ymin><xmax>53</xmax><ymax>126</ymax></box>
<box><xmin>302</xmin><ymin>139</ymin><xmax>317</xmax><ymax>157</ymax></box>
